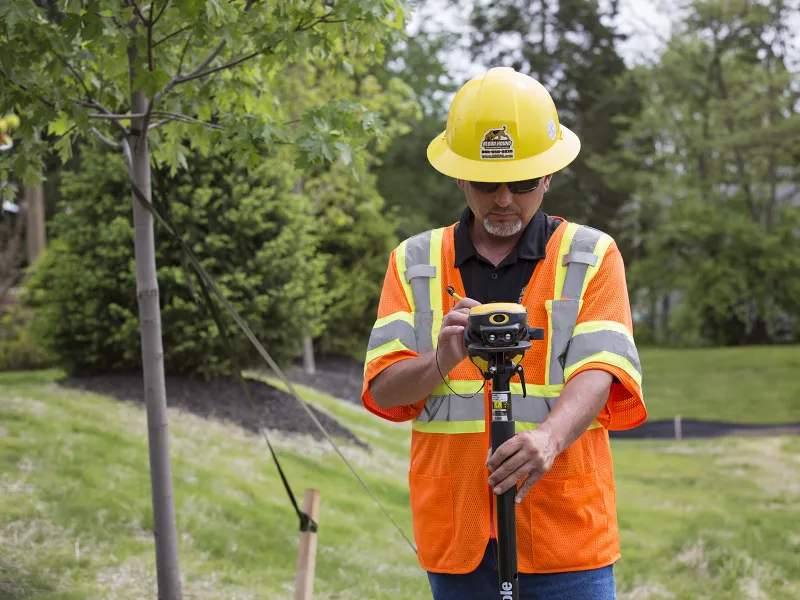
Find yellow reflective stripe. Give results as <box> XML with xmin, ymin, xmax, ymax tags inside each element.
<box><xmin>553</xmin><ymin>222</ymin><xmax>580</xmax><ymax>299</ymax></box>
<box><xmin>373</xmin><ymin>311</ymin><xmax>414</xmax><ymax>329</ymax></box>
<box><xmin>395</xmin><ymin>239</ymin><xmax>414</xmax><ymax>312</ymax></box>
<box><xmin>515</xmin><ymin>419</ymin><xmax>602</xmax><ymax>434</ymax></box>
<box><xmin>364</xmin><ymin>338</ymin><xmax>413</xmax><ymax>368</ymax></box>
<box><xmin>431</xmin><ymin>379</ymin><xmax>484</xmax><ymax>396</ymax></box>
<box><xmin>413</xmin><ymin>419</ymin><xmax>602</xmax><ymax>435</ymax></box>
<box><xmin>564</xmin><ymin>350</ymin><xmax>642</xmax><ymax>387</ymax></box>
<box><xmin>581</xmin><ymin>233</ymin><xmax>614</xmax><ymax>298</ymax></box>
<box><xmin>572</xmin><ymin>320</ymin><xmax>633</xmax><ymax>341</ymax></box>
<box><xmin>429</xmin><ymin>228</ymin><xmax>444</xmax><ymax>314</ymax></box>
<box><xmin>544</xmin><ymin>299</ymin><xmax>554</xmax><ymax>386</ymax></box>
<box><xmin>509</xmin><ymin>383</ymin><xmax>563</xmax><ymax>397</ymax></box>
<box><xmin>428</xmin><ymin>380</ymin><xmax>563</xmax><ymax>397</ymax></box>
<box><xmin>412</xmin><ymin>420</ymin><xmax>485</xmax><ymax>433</ymax></box>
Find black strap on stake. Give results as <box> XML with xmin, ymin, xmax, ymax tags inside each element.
<box><xmin>124</xmin><ymin>144</ymin><xmax>413</xmax><ymax>551</ymax></box>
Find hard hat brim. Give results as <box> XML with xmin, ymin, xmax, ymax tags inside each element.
<box><xmin>426</xmin><ymin>125</ymin><xmax>581</xmax><ymax>182</ymax></box>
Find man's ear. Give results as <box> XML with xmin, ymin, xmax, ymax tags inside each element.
<box><xmin>456</xmin><ymin>179</ymin><xmax>467</xmax><ymax>191</ymax></box>
<box><xmin>542</xmin><ymin>174</ymin><xmax>553</xmax><ymax>191</ymax></box>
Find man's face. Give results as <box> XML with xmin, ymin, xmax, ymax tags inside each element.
<box><xmin>457</xmin><ymin>175</ymin><xmax>552</xmax><ymax>237</ymax></box>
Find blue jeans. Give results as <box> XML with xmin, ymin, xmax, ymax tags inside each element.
<box><xmin>427</xmin><ymin>540</ymin><xmax>616</xmax><ymax>600</ymax></box>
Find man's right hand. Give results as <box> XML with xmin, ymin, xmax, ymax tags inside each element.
<box><xmin>437</xmin><ymin>297</ymin><xmax>482</xmax><ymax>371</ymax></box>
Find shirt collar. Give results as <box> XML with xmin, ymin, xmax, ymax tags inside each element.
<box><xmin>454</xmin><ymin>206</ymin><xmax>548</xmax><ymax>267</ymax></box>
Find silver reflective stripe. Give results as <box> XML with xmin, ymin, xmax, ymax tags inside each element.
<box><xmin>514</xmin><ymin>395</ymin><xmax>555</xmax><ymax>424</ymax></box>
<box><xmin>562</xmin><ymin>226</ymin><xmax>604</xmax><ymax>299</ymax></box>
<box><xmin>367</xmin><ymin>319</ymin><xmax>417</xmax><ymax>353</ymax></box>
<box><xmin>419</xmin><ymin>394</ymin><xmax>483</xmax><ymax>422</ymax></box>
<box><xmin>565</xmin><ymin>330</ymin><xmax>642</xmax><ymax>375</ymax></box>
<box><xmin>405</xmin><ymin>264</ymin><xmax>436</xmax><ymax>281</ymax></box>
<box><xmin>417</xmin><ymin>394</ymin><xmax>555</xmax><ymax>424</ymax></box>
<box><xmin>562</xmin><ymin>251</ymin><xmax>597</xmax><ymax>267</ymax></box>
<box><xmin>414</xmin><ymin>312</ymin><xmax>435</xmax><ymax>355</ymax></box>
<box><xmin>549</xmin><ymin>299</ymin><xmax>580</xmax><ymax>385</ymax></box>
<box><xmin>404</xmin><ymin>231</ymin><xmax>433</xmax><ymax>312</ymax></box>
<box><xmin>404</xmin><ymin>230</ymin><xmax>437</xmax><ymax>355</ymax></box>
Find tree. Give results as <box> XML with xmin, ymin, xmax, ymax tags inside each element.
<box><xmin>0</xmin><ymin>1</ymin><xmax>406</xmax><ymax>597</ymax></box>
<box><xmin>374</xmin><ymin>6</ymin><xmax>464</xmax><ymax>238</ymax></box>
<box><xmin>595</xmin><ymin>0</ymin><xmax>800</xmax><ymax>345</ymax></box>
<box><xmin>466</xmin><ymin>0</ymin><xmax>643</xmax><ymax>240</ymax></box>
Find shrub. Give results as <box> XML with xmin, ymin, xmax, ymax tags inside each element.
<box><xmin>305</xmin><ymin>163</ymin><xmax>398</xmax><ymax>361</ymax></box>
<box><xmin>0</xmin><ymin>296</ymin><xmax>55</xmax><ymax>371</ymax></box>
<box><xmin>27</xmin><ymin>147</ymin><xmax>328</xmax><ymax>378</ymax></box>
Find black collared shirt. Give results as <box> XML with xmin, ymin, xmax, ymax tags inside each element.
<box><xmin>454</xmin><ymin>207</ymin><xmax>561</xmax><ymax>304</ymax></box>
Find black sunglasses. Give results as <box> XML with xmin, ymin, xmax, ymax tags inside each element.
<box><xmin>469</xmin><ymin>178</ymin><xmax>542</xmax><ymax>195</ymax></box>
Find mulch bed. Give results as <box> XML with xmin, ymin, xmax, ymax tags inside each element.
<box><xmin>609</xmin><ymin>418</ymin><xmax>800</xmax><ymax>440</ymax></box>
<box><xmin>59</xmin><ymin>372</ymin><xmax>369</xmax><ymax>450</ymax></box>
<box><xmin>286</xmin><ymin>355</ymin><xmax>366</xmax><ymax>406</ymax></box>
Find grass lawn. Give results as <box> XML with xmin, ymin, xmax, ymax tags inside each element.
<box><xmin>2</xmin><ymin>348</ymin><xmax>800</xmax><ymax>599</ymax></box>
<box><xmin>638</xmin><ymin>345</ymin><xmax>800</xmax><ymax>423</ymax></box>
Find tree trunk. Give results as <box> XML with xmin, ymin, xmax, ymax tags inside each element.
<box><xmin>303</xmin><ymin>336</ymin><xmax>316</xmax><ymax>376</ymax></box>
<box><xmin>25</xmin><ymin>182</ymin><xmax>45</xmax><ymax>264</ymax></box>
<box><xmin>130</xmin><ymin>90</ymin><xmax>183</xmax><ymax>600</ymax></box>
<box><xmin>293</xmin><ymin>176</ymin><xmax>316</xmax><ymax>376</ymax></box>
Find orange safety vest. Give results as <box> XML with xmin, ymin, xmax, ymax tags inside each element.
<box><xmin>361</xmin><ymin>217</ymin><xmax>646</xmax><ymax>575</ymax></box>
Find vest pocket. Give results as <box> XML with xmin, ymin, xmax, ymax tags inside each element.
<box><xmin>529</xmin><ymin>470</ymin><xmax>612</xmax><ymax>571</ymax></box>
<box><xmin>408</xmin><ymin>471</ymin><xmax>454</xmax><ymax>570</ymax></box>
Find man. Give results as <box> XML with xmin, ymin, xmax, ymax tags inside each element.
<box><xmin>361</xmin><ymin>67</ymin><xmax>646</xmax><ymax>600</ymax></box>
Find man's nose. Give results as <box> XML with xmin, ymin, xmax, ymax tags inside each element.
<box><xmin>494</xmin><ymin>186</ymin><xmax>514</xmax><ymax>207</ymax></box>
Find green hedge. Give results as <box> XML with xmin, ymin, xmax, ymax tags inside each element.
<box><xmin>27</xmin><ymin>147</ymin><xmax>329</xmax><ymax>378</ymax></box>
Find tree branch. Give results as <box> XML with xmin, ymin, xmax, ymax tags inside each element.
<box><xmin>148</xmin><ymin>117</ymin><xmax>176</xmax><ymax>130</ymax></box>
<box><xmin>171</xmin><ymin>46</ymin><xmax>272</xmax><ymax>85</ymax></box>
<box><xmin>88</xmin><ymin>112</ymin><xmax>148</xmax><ymax>120</ymax></box>
<box><xmin>90</xmin><ymin>127</ymin><xmax>122</xmax><ymax>148</ymax></box>
<box><xmin>154</xmin><ymin>24</ymin><xmax>191</xmax><ymax>47</ymax></box>
<box><xmin>126</xmin><ymin>0</ymin><xmax>148</xmax><ymax>25</ymax></box>
<box><xmin>152</xmin><ymin>110</ymin><xmax>227</xmax><ymax>130</ymax></box>
<box><xmin>50</xmin><ymin>50</ymin><xmax>95</xmax><ymax>101</ymax></box>
<box><xmin>152</xmin><ymin>0</ymin><xmax>169</xmax><ymax>26</ymax></box>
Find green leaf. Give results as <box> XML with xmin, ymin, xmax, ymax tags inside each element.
<box><xmin>48</xmin><ymin>114</ymin><xmax>72</xmax><ymax>137</ymax></box>
<box><xmin>335</xmin><ymin>142</ymin><xmax>352</xmax><ymax>166</ymax></box>
<box><xmin>0</xmin><ymin>0</ymin><xmax>35</xmax><ymax>29</ymax></box>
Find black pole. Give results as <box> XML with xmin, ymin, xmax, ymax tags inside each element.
<box><xmin>490</xmin><ymin>352</ymin><xmax>519</xmax><ymax>600</ymax></box>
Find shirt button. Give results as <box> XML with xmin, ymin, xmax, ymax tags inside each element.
<box><xmin>491</xmin><ymin>273</ymin><xmax>498</xmax><ymax>280</ymax></box>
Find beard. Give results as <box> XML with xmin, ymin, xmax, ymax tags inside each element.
<box><xmin>483</xmin><ymin>214</ymin><xmax>522</xmax><ymax>237</ymax></box>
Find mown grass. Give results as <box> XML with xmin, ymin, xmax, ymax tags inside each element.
<box><xmin>2</xmin><ymin>346</ymin><xmax>800</xmax><ymax>599</ymax></box>
<box><xmin>638</xmin><ymin>345</ymin><xmax>800</xmax><ymax>423</ymax></box>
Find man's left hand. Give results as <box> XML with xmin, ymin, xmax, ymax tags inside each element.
<box><xmin>486</xmin><ymin>428</ymin><xmax>557</xmax><ymax>503</ymax></box>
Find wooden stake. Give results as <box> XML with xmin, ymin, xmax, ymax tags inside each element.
<box><xmin>294</xmin><ymin>489</ymin><xmax>321</xmax><ymax>600</ymax></box>
<box><xmin>674</xmin><ymin>414</ymin><xmax>682</xmax><ymax>441</ymax></box>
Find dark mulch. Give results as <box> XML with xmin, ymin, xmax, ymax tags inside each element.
<box><xmin>609</xmin><ymin>418</ymin><xmax>800</xmax><ymax>440</ymax></box>
<box><xmin>286</xmin><ymin>355</ymin><xmax>366</xmax><ymax>406</ymax></box>
<box><xmin>58</xmin><ymin>372</ymin><xmax>369</xmax><ymax>450</ymax></box>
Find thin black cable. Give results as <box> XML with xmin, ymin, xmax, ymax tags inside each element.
<box><xmin>435</xmin><ymin>342</ymin><xmax>486</xmax><ymax>398</ymax></box>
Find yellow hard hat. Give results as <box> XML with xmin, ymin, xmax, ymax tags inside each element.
<box><xmin>427</xmin><ymin>67</ymin><xmax>580</xmax><ymax>182</ymax></box>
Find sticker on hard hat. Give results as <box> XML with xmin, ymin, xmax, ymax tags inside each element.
<box><xmin>480</xmin><ymin>125</ymin><xmax>514</xmax><ymax>160</ymax></box>
<box><xmin>547</xmin><ymin>120</ymin><xmax>557</xmax><ymax>141</ymax></box>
